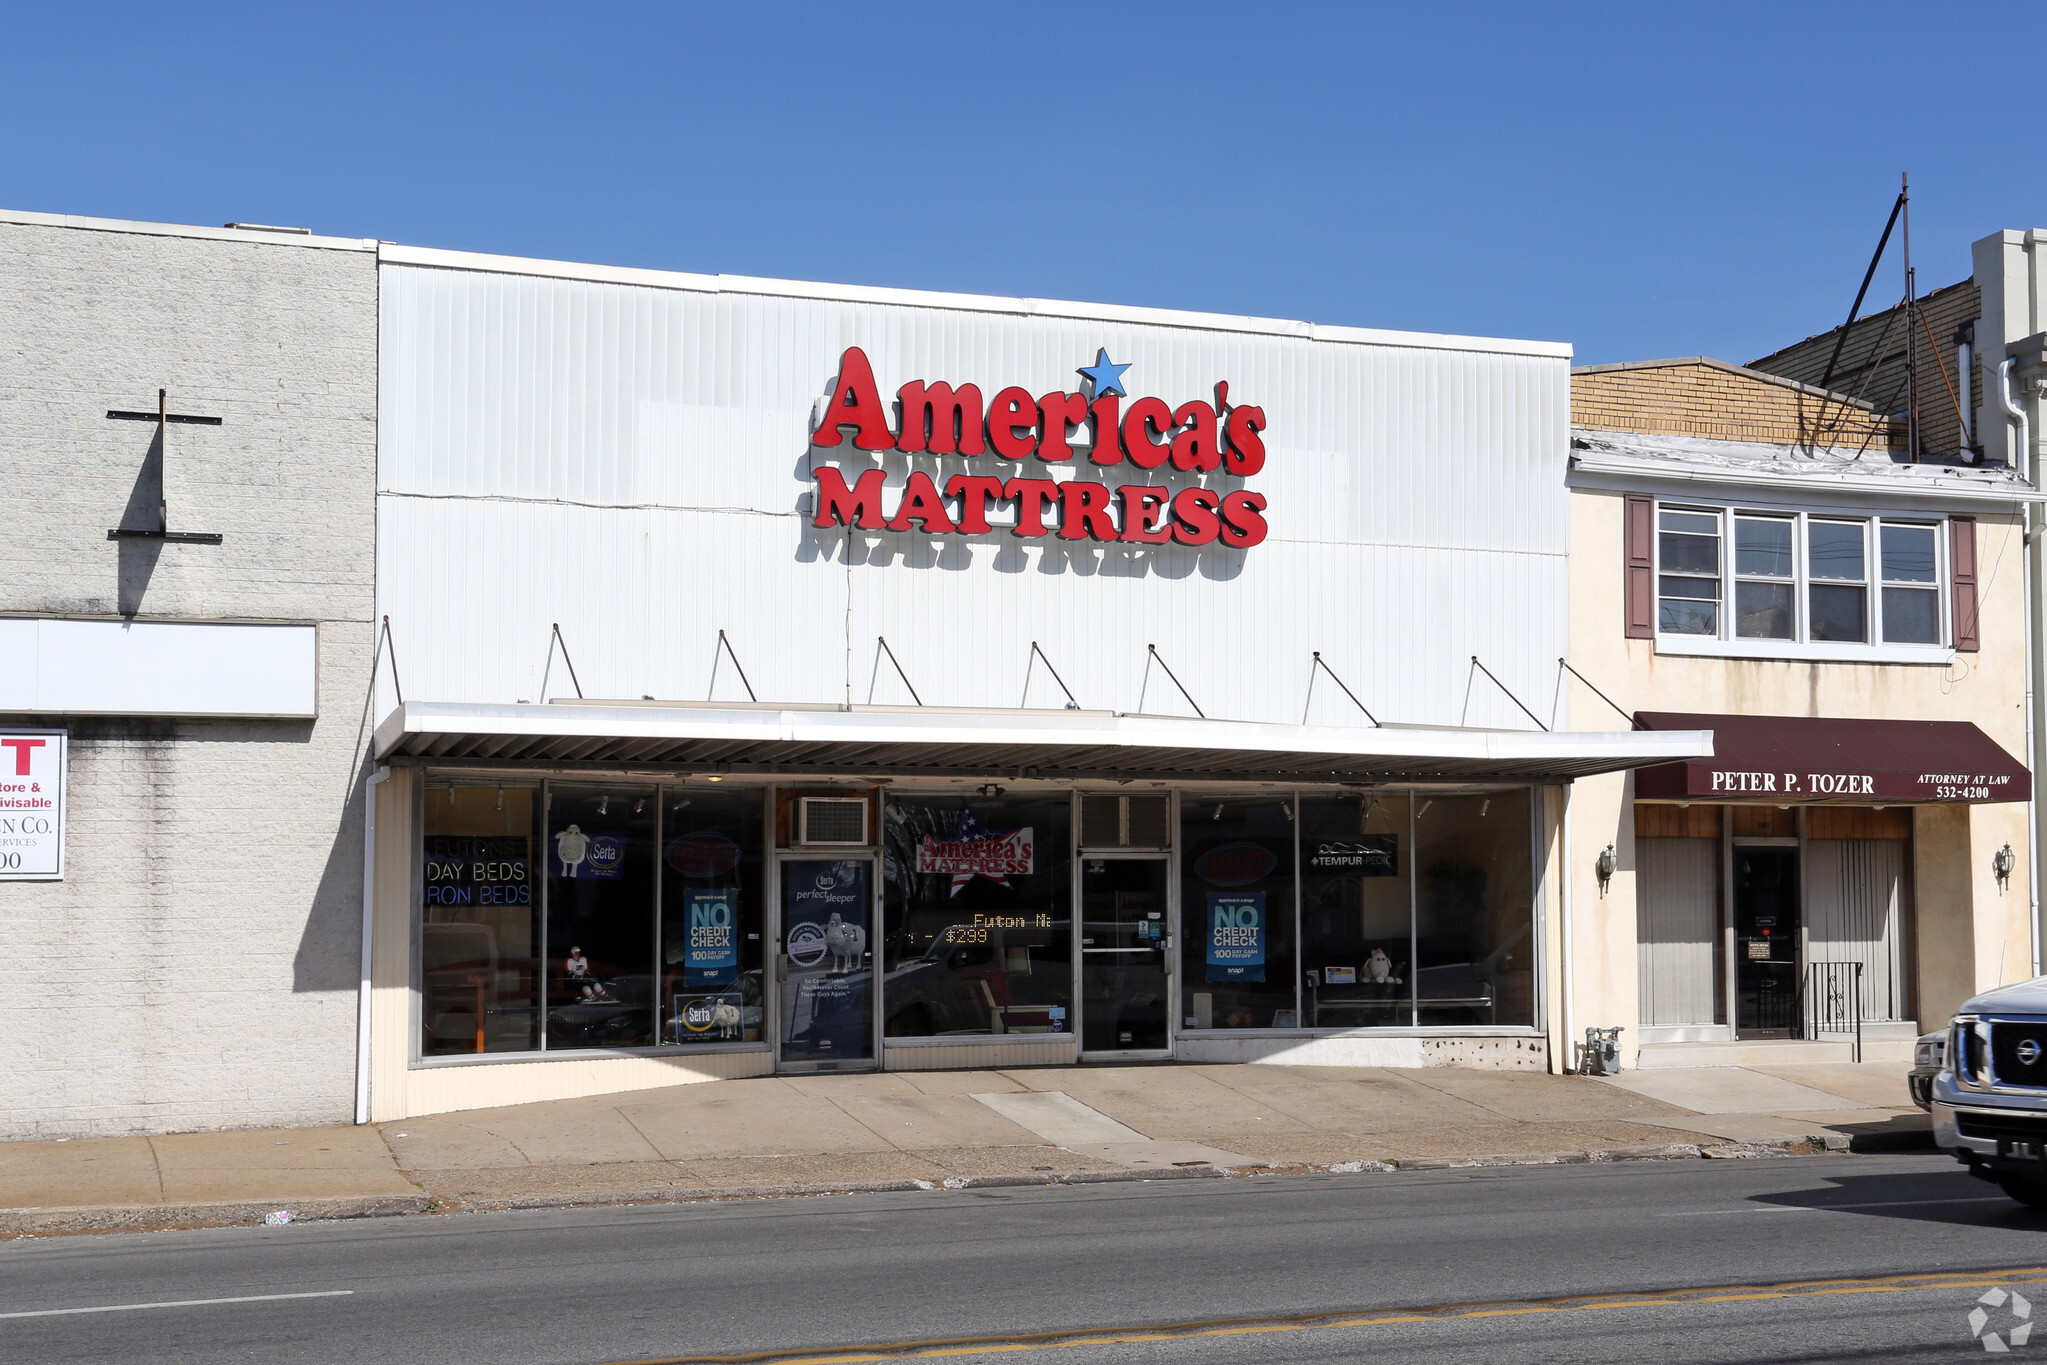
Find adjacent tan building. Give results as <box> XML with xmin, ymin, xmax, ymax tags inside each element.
<box><xmin>1561</xmin><ymin>357</ymin><xmax>2036</xmax><ymax>1067</ymax></box>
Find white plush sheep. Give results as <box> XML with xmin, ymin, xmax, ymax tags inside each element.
<box><xmin>711</xmin><ymin>1000</ymin><xmax>742</xmax><ymax>1039</ymax></box>
<box><xmin>824</xmin><ymin>913</ymin><xmax>867</xmax><ymax>973</ymax></box>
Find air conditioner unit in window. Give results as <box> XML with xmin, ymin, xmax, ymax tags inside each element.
<box><xmin>799</xmin><ymin>796</ymin><xmax>869</xmax><ymax>846</ymax></box>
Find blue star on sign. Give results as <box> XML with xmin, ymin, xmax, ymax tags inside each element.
<box><xmin>1077</xmin><ymin>348</ymin><xmax>1131</xmax><ymax>398</ymax></box>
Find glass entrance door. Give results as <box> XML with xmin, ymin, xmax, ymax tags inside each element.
<box><xmin>776</xmin><ymin>857</ymin><xmax>876</xmax><ymax>1070</ymax></box>
<box><xmin>1733</xmin><ymin>846</ymin><xmax>1800</xmax><ymax>1038</ymax></box>
<box><xmin>1079</xmin><ymin>858</ymin><xmax>1172</xmax><ymax>1056</ymax></box>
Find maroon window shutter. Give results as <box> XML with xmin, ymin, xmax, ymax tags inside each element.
<box><xmin>1951</xmin><ymin>517</ymin><xmax>1979</xmax><ymax>652</ymax></box>
<box><xmin>1624</xmin><ymin>495</ymin><xmax>1655</xmax><ymax>638</ymax></box>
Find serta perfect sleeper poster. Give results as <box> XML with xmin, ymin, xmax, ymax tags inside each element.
<box><xmin>685</xmin><ymin>888</ymin><xmax>740</xmax><ymax>982</ymax></box>
<box><xmin>1207</xmin><ymin>892</ymin><xmax>1266</xmax><ymax>983</ymax></box>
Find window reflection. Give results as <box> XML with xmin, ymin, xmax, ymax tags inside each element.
<box><xmin>1414</xmin><ymin>790</ymin><xmax>1534</xmax><ymax>1026</ymax></box>
<box><xmin>545</xmin><ymin>783</ymin><xmax>657</xmax><ymax>1049</ymax></box>
<box><xmin>881</xmin><ymin>794</ymin><xmax>1073</xmax><ymax>1037</ymax></box>
<box><xmin>659</xmin><ymin>789</ymin><xmax>765</xmax><ymax>1046</ymax></box>
<box><xmin>1180</xmin><ymin>794</ymin><xmax>1297</xmax><ymax>1029</ymax></box>
<box><xmin>1299</xmin><ymin>793</ymin><xmax>1413</xmax><ymax>1027</ymax></box>
<box><xmin>422</xmin><ymin>781</ymin><xmax>541</xmax><ymax>1056</ymax></box>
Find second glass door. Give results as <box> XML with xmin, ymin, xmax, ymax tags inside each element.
<box><xmin>1079</xmin><ymin>857</ymin><xmax>1172</xmax><ymax>1055</ymax></box>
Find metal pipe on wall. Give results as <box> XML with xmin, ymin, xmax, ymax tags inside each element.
<box><xmin>355</xmin><ymin>765</ymin><xmax>390</xmax><ymax>1125</ymax></box>
<box><xmin>2004</xmin><ymin>358</ymin><xmax>2043</xmax><ymax>978</ymax></box>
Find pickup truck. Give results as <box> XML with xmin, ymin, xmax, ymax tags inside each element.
<box><xmin>1931</xmin><ymin>976</ymin><xmax>2047</xmax><ymax>1210</ymax></box>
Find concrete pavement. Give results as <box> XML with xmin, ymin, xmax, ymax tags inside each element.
<box><xmin>0</xmin><ymin>1059</ymin><xmax>1928</xmax><ymax>1234</ymax></box>
<box><xmin>0</xmin><ymin>1154</ymin><xmax>2024</xmax><ymax>1365</ymax></box>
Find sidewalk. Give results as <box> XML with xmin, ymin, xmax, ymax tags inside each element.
<box><xmin>0</xmin><ymin>1060</ymin><xmax>1928</xmax><ymax>1235</ymax></box>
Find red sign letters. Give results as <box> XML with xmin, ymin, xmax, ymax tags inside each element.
<box><xmin>810</xmin><ymin>347</ymin><xmax>1268</xmax><ymax>547</ymax></box>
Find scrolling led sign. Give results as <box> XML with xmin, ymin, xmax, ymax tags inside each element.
<box><xmin>810</xmin><ymin>346</ymin><xmax>1268</xmax><ymax>547</ymax></box>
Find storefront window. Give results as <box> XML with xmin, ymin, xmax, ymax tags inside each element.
<box><xmin>659</xmin><ymin>789</ymin><xmax>765</xmax><ymax>1046</ymax></box>
<box><xmin>1299</xmin><ymin>793</ymin><xmax>1413</xmax><ymax>1028</ymax></box>
<box><xmin>1414</xmin><ymin>789</ymin><xmax>1534</xmax><ymax>1026</ymax></box>
<box><xmin>881</xmin><ymin>792</ymin><xmax>1073</xmax><ymax>1038</ymax></box>
<box><xmin>421</xmin><ymin>780</ymin><xmax>542</xmax><ymax>1056</ymax></box>
<box><xmin>545</xmin><ymin>783</ymin><xmax>657</xmax><ymax>1049</ymax></box>
<box><xmin>1180</xmin><ymin>794</ymin><xmax>1297</xmax><ymax>1029</ymax></box>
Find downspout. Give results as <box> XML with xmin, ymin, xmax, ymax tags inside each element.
<box><xmin>2001</xmin><ymin>358</ymin><xmax>2041</xmax><ymax>978</ymax></box>
<box><xmin>1559</xmin><ymin>787</ymin><xmax>1575</xmax><ymax>1072</ymax></box>
<box><xmin>356</xmin><ymin>764</ymin><xmax>390</xmax><ymax>1125</ymax></box>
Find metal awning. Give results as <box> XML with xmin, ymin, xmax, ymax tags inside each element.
<box><xmin>373</xmin><ymin>700</ymin><xmax>1713</xmax><ymax>786</ymax></box>
<box><xmin>1634</xmin><ymin>711</ymin><xmax>2030</xmax><ymax>803</ymax></box>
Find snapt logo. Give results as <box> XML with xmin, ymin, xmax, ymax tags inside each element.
<box><xmin>1970</xmin><ymin>1286</ymin><xmax>2033</xmax><ymax>1352</ymax></box>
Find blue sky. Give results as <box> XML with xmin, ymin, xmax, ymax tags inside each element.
<box><xmin>4</xmin><ymin>2</ymin><xmax>2040</xmax><ymax>365</ymax></box>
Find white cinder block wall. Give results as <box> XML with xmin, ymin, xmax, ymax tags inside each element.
<box><xmin>0</xmin><ymin>215</ymin><xmax>379</xmax><ymax>1137</ymax></box>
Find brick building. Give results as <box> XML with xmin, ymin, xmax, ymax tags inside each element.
<box><xmin>0</xmin><ymin>212</ymin><xmax>378</xmax><ymax>1137</ymax></box>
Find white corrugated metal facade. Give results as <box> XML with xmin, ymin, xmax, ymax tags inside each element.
<box><xmin>375</xmin><ymin>255</ymin><xmax>1571</xmax><ymax>730</ymax></box>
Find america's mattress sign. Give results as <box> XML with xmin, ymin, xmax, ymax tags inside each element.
<box><xmin>810</xmin><ymin>346</ymin><xmax>1269</xmax><ymax>548</ymax></box>
<box><xmin>916</xmin><ymin>805</ymin><xmax>1034</xmax><ymax>896</ymax></box>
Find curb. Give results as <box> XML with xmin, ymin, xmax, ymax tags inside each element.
<box><xmin>0</xmin><ymin>1136</ymin><xmax>1868</xmax><ymax>1235</ymax></box>
<box><xmin>0</xmin><ymin>1193</ymin><xmax>428</xmax><ymax>1237</ymax></box>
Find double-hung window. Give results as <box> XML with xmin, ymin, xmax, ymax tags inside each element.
<box><xmin>1656</xmin><ymin>509</ymin><xmax>1720</xmax><ymax>635</ymax></box>
<box><xmin>1733</xmin><ymin>515</ymin><xmax>1794</xmax><ymax>639</ymax></box>
<box><xmin>1652</xmin><ymin>504</ymin><xmax>1949</xmax><ymax>656</ymax></box>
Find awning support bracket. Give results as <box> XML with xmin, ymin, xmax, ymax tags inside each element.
<box><xmin>1304</xmin><ymin>651</ymin><xmax>1379</xmax><ymax>726</ymax></box>
<box><xmin>1143</xmin><ymin>643</ymin><xmax>1204</xmax><ymax>719</ymax></box>
<box><xmin>875</xmin><ymin>636</ymin><xmax>923</xmax><ymax>706</ymax></box>
<box><xmin>1463</xmin><ymin>655</ymin><xmax>1548</xmax><ymax>731</ymax></box>
<box><xmin>714</xmin><ymin>629</ymin><xmax>758</xmax><ymax>703</ymax></box>
<box><xmin>542</xmin><ymin>623</ymin><xmax>584</xmax><ymax>701</ymax></box>
<box><xmin>1556</xmin><ymin>658</ymin><xmax>1637</xmax><ymax>729</ymax></box>
<box><xmin>1023</xmin><ymin>641</ymin><xmax>1079</xmax><ymax>709</ymax></box>
<box><xmin>377</xmin><ymin>615</ymin><xmax>404</xmax><ymax>706</ymax></box>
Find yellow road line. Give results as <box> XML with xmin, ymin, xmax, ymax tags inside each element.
<box><xmin>602</xmin><ymin>1265</ymin><xmax>2047</xmax><ymax>1365</ymax></box>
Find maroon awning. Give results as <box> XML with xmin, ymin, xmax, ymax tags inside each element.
<box><xmin>1633</xmin><ymin>711</ymin><xmax>2031</xmax><ymax>804</ymax></box>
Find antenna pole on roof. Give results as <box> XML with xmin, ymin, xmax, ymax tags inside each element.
<box><xmin>1902</xmin><ymin>171</ymin><xmax>1919</xmax><ymax>463</ymax></box>
<box><xmin>1817</xmin><ymin>187</ymin><xmax>1907</xmax><ymax>395</ymax></box>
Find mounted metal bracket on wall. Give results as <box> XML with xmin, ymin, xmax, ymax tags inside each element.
<box><xmin>1460</xmin><ymin>655</ymin><xmax>1547</xmax><ymax>731</ymax></box>
<box><xmin>1022</xmin><ymin>640</ymin><xmax>1079</xmax><ymax>709</ymax></box>
<box><xmin>1302</xmin><ymin>651</ymin><xmax>1378</xmax><ymax>726</ymax></box>
<box><xmin>105</xmin><ymin>388</ymin><xmax>225</xmax><ymax>544</ymax></box>
<box><xmin>1142</xmin><ymin>644</ymin><xmax>1204</xmax><ymax>719</ymax></box>
<box><xmin>540</xmin><ymin>622</ymin><xmax>584</xmax><ymax>702</ymax></box>
<box><xmin>377</xmin><ymin>615</ymin><xmax>404</xmax><ymax>706</ymax></box>
<box><xmin>876</xmin><ymin>636</ymin><xmax>923</xmax><ymax>706</ymax></box>
<box><xmin>1555</xmin><ymin>658</ymin><xmax>1636</xmax><ymax>729</ymax></box>
<box><xmin>712</xmin><ymin>629</ymin><xmax>758</xmax><ymax>703</ymax></box>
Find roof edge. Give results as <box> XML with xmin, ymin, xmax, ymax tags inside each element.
<box><xmin>377</xmin><ymin>243</ymin><xmax>1575</xmax><ymax>360</ymax></box>
<box><xmin>1570</xmin><ymin>355</ymin><xmax>1882</xmax><ymax>411</ymax></box>
<box><xmin>0</xmin><ymin>207</ymin><xmax>377</xmax><ymax>253</ymax></box>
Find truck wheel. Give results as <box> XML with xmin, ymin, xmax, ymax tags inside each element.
<box><xmin>1997</xmin><ymin>1175</ymin><xmax>2047</xmax><ymax>1210</ymax></box>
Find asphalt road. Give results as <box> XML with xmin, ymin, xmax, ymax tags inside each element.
<box><xmin>2</xmin><ymin>1154</ymin><xmax>2042</xmax><ymax>1364</ymax></box>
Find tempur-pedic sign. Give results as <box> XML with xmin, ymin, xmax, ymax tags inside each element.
<box><xmin>0</xmin><ymin>729</ymin><xmax>65</xmax><ymax>879</ymax></box>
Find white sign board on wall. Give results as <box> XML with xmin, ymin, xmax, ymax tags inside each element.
<box><xmin>0</xmin><ymin>729</ymin><xmax>66</xmax><ymax>879</ymax></box>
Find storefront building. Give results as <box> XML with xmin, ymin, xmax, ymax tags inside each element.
<box><xmin>14</xmin><ymin>207</ymin><xmax>2041</xmax><ymax>1136</ymax></box>
<box><xmin>353</xmin><ymin>243</ymin><xmax>1715</xmax><ymax>1120</ymax></box>
<box><xmin>1564</xmin><ymin>357</ymin><xmax>2038</xmax><ymax>1066</ymax></box>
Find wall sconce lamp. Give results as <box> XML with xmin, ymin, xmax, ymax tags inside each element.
<box><xmin>1595</xmin><ymin>844</ymin><xmax>1618</xmax><ymax>896</ymax></box>
<box><xmin>1994</xmin><ymin>843</ymin><xmax>2016</xmax><ymax>894</ymax></box>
